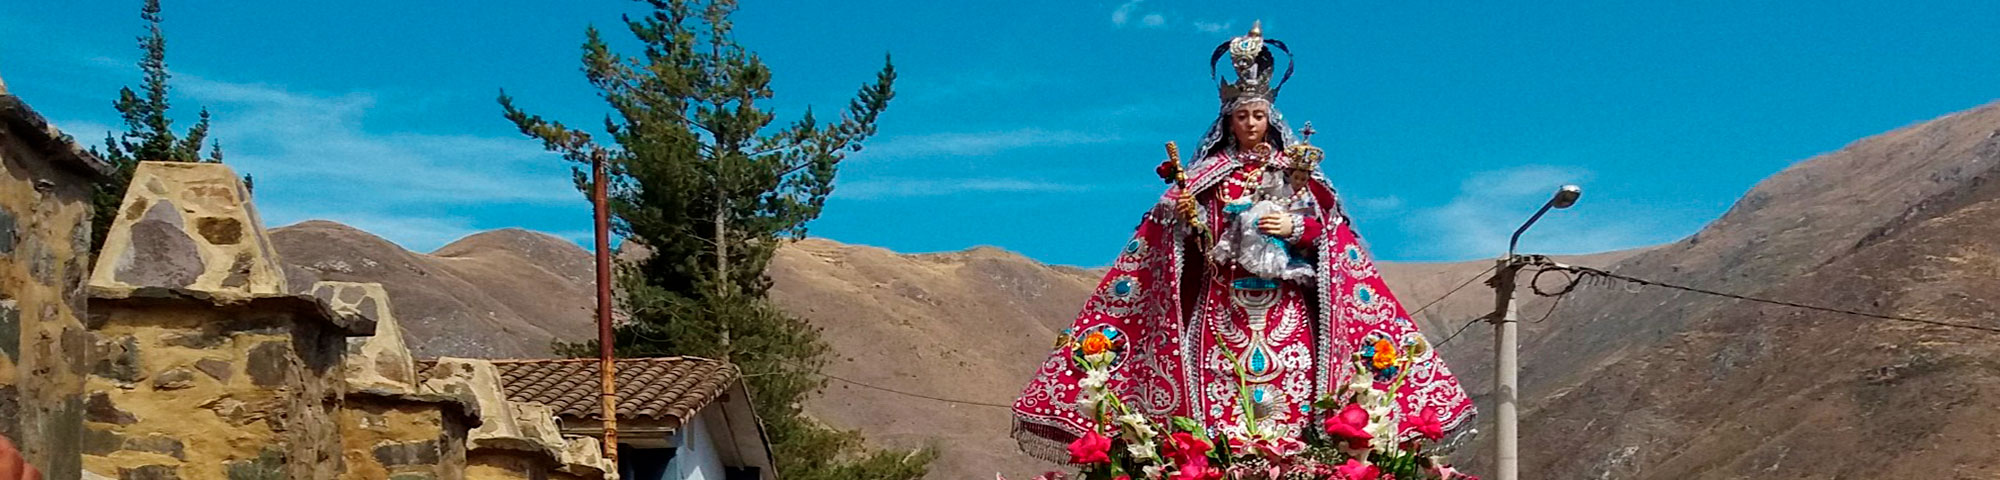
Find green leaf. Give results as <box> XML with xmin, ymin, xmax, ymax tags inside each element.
<box><xmin>1171</xmin><ymin>416</ymin><xmax>1203</xmax><ymax>434</ymax></box>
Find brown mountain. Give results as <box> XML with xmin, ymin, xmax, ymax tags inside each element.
<box><xmin>271</xmin><ymin>221</ymin><xmax>596</xmax><ymax>358</ymax></box>
<box><xmin>267</xmin><ymin>220</ymin><xmax>1628</xmax><ymax>478</ymax></box>
<box><xmin>265</xmin><ymin>99</ymin><xmax>2000</xmax><ymax>479</ymax></box>
<box><xmin>766</xmin><ymin>239</ymin><xmax>1637</xmax><ymax>479</ymax></box>
<box><xmin>1465</xmin><ymin>100</ymin><xmax>2000</xmax><ymax>479</ymax></box>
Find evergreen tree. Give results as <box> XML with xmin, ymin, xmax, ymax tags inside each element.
<box><xmin>91</xmin><ymin>0</ymin><xmax>232</xmax><ymax>254</ymax></box>
<box><xmin>500</xmin><ymin>1</ymin><xmax>931</xmax><ymax>478</ymax></box>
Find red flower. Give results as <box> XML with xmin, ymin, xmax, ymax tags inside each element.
<box><xmin>1334</xmin><ymin>459</ymin><xmax>1380</xmax><ymax>480</ymax></box>
<box><xmin>1067</xmin><ymin>431</ymin><xmax>1112</xmax><ymax>465</ymax></box>
<box><xmin>1163</xmin><ymin>432</ymin><xmax>1210</xmax><ymax>464</ymax></box>
<box><xmin>1411</xmin><ymin>406</ymin><xmax>1445</xmax><ymax>441</ymax></box>
<box><xmin>1430</xmin><ymin>464</ymin><xmax>1467</xmax><ymax>480</ymax></box>
<box><xmin>1163</xmin><ymin>432</ymin><xmax>1218</xmax><ymax>480</ymax></box>
<box><xmin>1169</xmin><ymin>458</ymin><xmax>1221</xmax><ymax>480</ymax></box>
<box><xmin>1323</xmin><ymin>403</ymin><xmax>1373</xmax><ymax>448</ymax></box>
<box><xmin>1252</xmin><ymin>436</ymin><xmax>1307</xmax><ymax>458</ymax></box>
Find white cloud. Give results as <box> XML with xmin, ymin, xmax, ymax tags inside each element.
<box><xmin>857</xmin><ymin>128</ymin><xmax>1118</xmax><ymax>160</ymax></box>
<box><xmin>67</xmin><ymin>73</ymin><xmax>587</xmax><ymax>252</ymax></box>
<box><xmin>1405</xmin><ymin>166</ymin><xmax>1646</xmax><ymax>260</ymax></box>
<box><xmin>1142</xmin><ymin>14</ymin><xmax>1167</xmax><ymax>27</ymax></box>
<box><xmin>1111</xmin><ymin>0</ymin><xmax>1142</xmax><ymax>26</ymax></box>
<box><xmin>169</xmin><ymin>74</ymin><xmax>577</xmax><ymax>206</ymax></box>
<box><xmin>835</xmin><ymin>177</ymin><xmax>1094</xmax><ymax>200</ymax></box>
<box><xmin>1354</xmin><ymin>195</ymin><xmax>1405</xmax><ymax>212</ymax></box>
<box><xmin>16</xmin><ymin>34</ymin><xmax>589</xmax><ymax>254</ymax></box>
<box><xmin>1193</xmin><ymin>21</ymin><xmax>1234</xmax><ymax>34</ymax></box>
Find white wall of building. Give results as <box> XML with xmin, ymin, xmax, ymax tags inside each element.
<box><xmin>668</xmin><ymin>412</ymin><xmax>728</xmax><ymax>480</ymax></box>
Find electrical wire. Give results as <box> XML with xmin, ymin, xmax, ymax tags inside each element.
<box><xmin>1534</xmin><ymin>262</ymin><xmax>2000</xmax><ymax>334</ymax></box>
<box><xmin>1407</xmin><ymin>264</ymin><xmax>1499</xmax><ymax>316</ymax></box>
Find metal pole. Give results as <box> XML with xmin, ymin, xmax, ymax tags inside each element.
<box><xmin>1491</xmin><ymin>257</ymin><xmax>1521</xmax><ymax>480</ymax></box>
<box><xmin>593</xmin><ymin>149</ymin><xmax>619</xmax><ymax>469</ymax></box>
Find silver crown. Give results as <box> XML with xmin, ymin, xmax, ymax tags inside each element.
<box><xmin>1211</xmin><ymin>21</ymin><xmax>1293</xmax><ymax>105</ymax></box>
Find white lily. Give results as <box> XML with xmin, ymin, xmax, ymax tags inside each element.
<box><xmin>1116</xmin><ymin>413</ymin><xmax>1158</xmax><ymax>441</ymax></box>
<box><xmin>1126</xmin><ymin>440</ymin><xmax>1159</xmax><ymax>461</ymax></box>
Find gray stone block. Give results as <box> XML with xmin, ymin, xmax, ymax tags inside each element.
<box><xmin>119</xmin><ymin>465</ymin><xmax>179</xmax><ymax>480</ymax></box>
<box><xmin>246</xmin><ymin>341</ymin><xmax>292</xmax><ymax>387</ymax></box>
<box><xmin>373</xmin><ymin>440</ymin><xmax>441</xmax><ymax>466</ymax></box>
<box><xmin>114</xmin><ymin>201</ymin><xmax>204</xmax><ymax>289</ymax></box>
<box><xmin>84</xmin><ymin>392</ymin><xmax>136</xmax><ymax>425</ymax></box>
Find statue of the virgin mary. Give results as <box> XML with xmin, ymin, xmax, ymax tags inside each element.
<box><xmin>1011</xmin><ymin>23</ymin><xmax>1477</xmax><ymax>462</ymax></box>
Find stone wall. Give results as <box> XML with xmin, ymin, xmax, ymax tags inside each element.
<box><xmin>1</xmin><ymin>87</ymin><xmax>113</xmax><ymax>479</ymax></box>
<box><xmin>83</xmin><ymin>293</ymin><xmax>367</xmax><ymax>479</ymax></box>
<box><xmin>80</xmin><ymin>161</ymin><xmax>375</xmax><ymax>479</ymax></box>
<box><xmin>340</xmin><ymin>398</ymin><xmax>473</xmax><ymax>480</ymax></box>
<box><xmin>327</xmin><ymin>280</ymin><xmax>480</xmax><ymax>480</ymax></box>
<box><xmin>424</xmin><ymin>358</ymin><xmax>612</xmax><ymax>480</ymax></box>
<box><xmin>0</xmin><ymin>123</ymin><xmax>615</xmax><ymax>478</ymax></box>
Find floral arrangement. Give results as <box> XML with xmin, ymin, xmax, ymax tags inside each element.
<box><xmin>1008</xmin><ymin>329</ymin><xmax>1476</xmax><ymax>480</ymax></box>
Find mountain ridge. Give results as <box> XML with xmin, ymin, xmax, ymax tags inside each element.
<box><xmin>261</xmin><ymin>99</ymin><xmax>2000</xmax><ymax>479</ymax></box>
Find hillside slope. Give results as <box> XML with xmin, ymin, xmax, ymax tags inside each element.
<box><xmin>1476</xmin><ymin>101</ymin><xmax>2000</xmax><ymax>478</ymax></box>
<box><xmin>271</xmin><ymin>221</ymin><xmax>595</xmax><ymax>358</ymax></box>
<box><xmin>258</xmin><ymin>100</ymin><xmax>2000</xmax><ymax>480</ymax></box>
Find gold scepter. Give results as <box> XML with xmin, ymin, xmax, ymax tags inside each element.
<box><xmin>1157</xmin><ymin>142</ymin><xmax>1213</xmax><ymax>247</ymax></box>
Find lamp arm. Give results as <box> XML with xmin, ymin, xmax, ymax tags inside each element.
<box><xmin>1508</xmin><ymin>201</ymin><xmax>1557</xmax><ymax>258</ymax></box>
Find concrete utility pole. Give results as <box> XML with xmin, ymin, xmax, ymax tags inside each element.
<box><xmin>1488</xmin><ymin>185</ymin><xmax>1580</xmax><ymax>480</ymax></box>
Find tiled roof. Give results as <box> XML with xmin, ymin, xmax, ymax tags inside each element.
<box><xmin>419</xmin><ymin>357</ymin><xmax>739</xmax><ymax>422</ymax></box>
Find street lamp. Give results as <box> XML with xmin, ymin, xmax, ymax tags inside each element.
<box><xmin>1507</xmin><ymin>185</ymin><xmax>1582</xmax><ymax>257</ymax></box>
<box><xmin>1490</xmin><ymin>184</ymin><xmax>1581</xmax><ymax>480</ymax></box>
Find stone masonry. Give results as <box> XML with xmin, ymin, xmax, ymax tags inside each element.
<box><xmin>77</xmin><ymin>161</ymin><xmax>611</xmax><ymax>480</ymax></box>
<box><xmin>423</xmin><ymin>357</ymin><xmax>612</xmax><ymax>480</ymax></box>
<box><xmin>326</xmin><ymin>280</ymin><xmax>482</xmax><ymax>480</ymax></box>
<box><xmin>1</xmin><ymin>74</ymin><xmax>115</xmax><ymax>480</ymax></box>
<box><xmin>82</xmin><ymin>161</ymin><xmax>377</xmax><ymax>479</ymax></box>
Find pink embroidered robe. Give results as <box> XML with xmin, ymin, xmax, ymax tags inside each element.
<box><xmin>1010</xmin><ymin>150</ymin><xmax>1477</xmax><ymax>462</ymax></box>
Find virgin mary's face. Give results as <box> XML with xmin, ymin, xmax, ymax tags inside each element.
<box><xmin>1230</xmin><ymin>102</ymin><xmax>1270</xmax><ymax>151</ymax></box>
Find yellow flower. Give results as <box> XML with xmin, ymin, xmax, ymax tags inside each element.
<box><xmin>1371</xmin><ymin>339</ymin><xmax>1398</xmax><ymax>370</ymax></box>
<box><xmin>1082</xmin><ymin>332</ymin><xmax>1112</xmax><ymax>356</ymax></box>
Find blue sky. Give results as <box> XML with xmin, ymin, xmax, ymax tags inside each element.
<box><xmin>3</xmin><ymin>1</ymin><xmax>1995</xmax><ymax>266</ymax></box>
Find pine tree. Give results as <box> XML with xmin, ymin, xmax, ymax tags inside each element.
<box><xmin>500</xmin><ymin>1</ymin><xmax>932</xmax><ymax>478</ymax></box>
<box><xmin>91</xmin><ymin>0</ymin><xmax>232</xmax><ymax>254</ymax></box>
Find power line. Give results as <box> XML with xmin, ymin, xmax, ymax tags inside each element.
<box><xmin>1528</xmin><ymin>290</ymin><xmax>1566</xmax><ymax>324</ymax></box>
<box><xmin>756</xmin><ymin>260</ymin><xmax>2000</xmax><ymax>412</ymax></box>
<box><xmin>763</xmin><ymin>359</ymin><xmax>1017</xmax><ymax>409</ymax></box>
<box><xmin>1535</xmin><ymin>263</ymin><xmax>2000</xmax><ymax>334</ymax></box>
<box><xmin>771</xmin><ymin>265</ymin><xmax>1506</xmax><ymax>410</ymax></box>
<box><xmin>1434</xmin><ymin>316</ymin><xmax>1485</xmax><ymax>348</ymax></box>
<box><xmin>1408</xmin><ymin>264</ymin><xmax>1499</xmax><ymax>316</ymax></box>
<box><xmin>814</xmin><ymin>369</ymin><xmax>1017</xmax><ymax>409</ymax></box>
